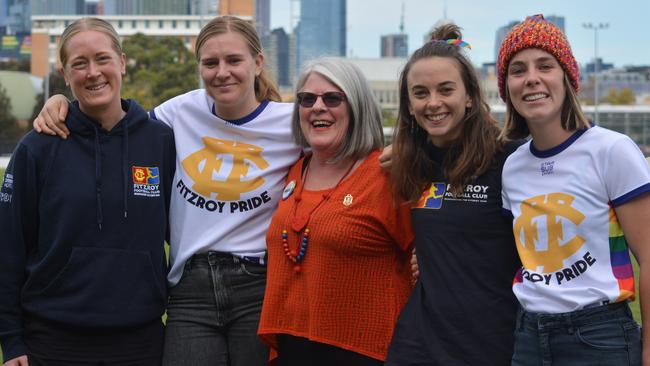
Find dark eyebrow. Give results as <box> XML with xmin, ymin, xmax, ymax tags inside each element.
<box><xmin>536</xmin><ymin>56</ymin><xmax>556</xmax><ymax>63</ymax></box>
<box><xmin>438</xmin><ymin>81</ymin><xmax>457</xmax><ymax>87</ymax></box>
<box><xmin>410</xmin><ymin>84</ymin><xmax>427</xmax><ymax>90</ymax></box>
<box><xmin>69</xmin><ymin>55</ymin><xmax>87</xmax><ymax>62</ymax></box>
<box><xmin>410</xmin><ymin>81</ymin><xmax>456</xmax><ymax>91</ymax></box>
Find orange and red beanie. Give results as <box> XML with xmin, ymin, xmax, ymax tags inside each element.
<box><xmin>497</xmin><ymin>14</ymin><xmax>579</xmax><ymax>102</ymax></box>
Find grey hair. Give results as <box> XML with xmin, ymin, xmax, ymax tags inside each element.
<box><xmin>291</xmin><ymin>57</ymin><xmax>384</xmax><ymax>163</ymax></box>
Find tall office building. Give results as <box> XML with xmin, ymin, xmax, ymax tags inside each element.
<box><xmin>0</xmin><ymin>0</ymin><xmax>7</xmax><ymax>35</ymax></box>
<box><xmin>1</xmin><ymin>0</ymin><xmax>30</xmax><ymax>60</ymax></box>
<box><xmin>494</xmin><ymin>15</ymin><xmax>565</xmax><ymax>62</ymax></box>
<box><xmin>189</xmin><ymin>0</ymin><xmax>217</xmax><ymax>16</ymax></box>
<box><xmin>6</xmin><ymin>0</ymin><xmax>29</xmax><ymax>34</ymax></box>
<box><xmin>255</xmin><ymin>0</ymin><xmax>270</xmax><ymax>36</ymax></box>
<box><xmin>103</xmin><ymin>0</ymin><xmax>188</xmax><ymax>15</ymax></box>
<box><xmin>31</xmin><ymin>0</ymin><xmax>84</xmax><ymax>15</ymax></box>
<box><xmin>84</xmin><ymin>0</ymin><xmax>99</xmax><ymax>14</ymax></box>
<box><xmin>380</xmin><ymin>34</ymin><xmax>407</xmax><ymax>57</ymax></box>
<box><xmin>262</xmin><ymin>27</ymin><xmax>291</xmax><ymax>87</ymax></box>
<box><xmin>296</xmin><ymin>0</ymin><xmax>346</xmax><ymax>72</ymax></box>
<box><xmin>493</xmin><ymin>20</ymin><xmax>518</xmax><ymax>63</ymax></box>
<box><xmin>381</xmin><ymin>3</ymin><xmax>407</xmax><ymax>58</ymax></box>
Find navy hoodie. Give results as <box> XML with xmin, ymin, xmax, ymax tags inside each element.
<box><xmin>0</xmin><ymin>99</ymin><xmax>175</xmax><ymax>362</ymax></box>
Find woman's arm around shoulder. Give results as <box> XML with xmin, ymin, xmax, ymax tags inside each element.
<box><xmin>33</xmin><ymin>94</ymin><xmax>70</xmax><ymax>138</ymax></box>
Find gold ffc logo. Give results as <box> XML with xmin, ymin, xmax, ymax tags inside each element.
<box><xmin>182</xmin><ymin>137</ymin><xmax>270</xmax><ymax>200</ymax></box>
<box><xmin>133</xmin><ymin>169</ymin><xmax>146</xmax><ymax>181</ymax></box>
<box><xmin>514</xmin><ymin>193</ymin><xmax>586</xmax><ymax>272</ymax></box>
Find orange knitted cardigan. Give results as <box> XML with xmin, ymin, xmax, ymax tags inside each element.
<box><xmin>258</xmin><ymin>150</ymin><xmax>414</xmax><ymax>361</ymax></box>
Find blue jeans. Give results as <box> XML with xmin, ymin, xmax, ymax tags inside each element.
<box><xmin>512</xmin><ymin>302</ymin><xmax>641</xmax><ymax>366</ymax></box>
<box><xmin>162</xmin><ymin>252</ymin><xmax>269</xmax><ymax>366</ymax></box>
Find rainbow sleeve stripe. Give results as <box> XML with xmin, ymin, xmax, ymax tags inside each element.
<box><xmin>513</xmin><ymin>267</ymin><xmax>523</xmax><ymax>285</ymax></box>
<box><xmin>609</xmin><ymin>207</ymin><xmax>635</xmax><ymax>302</ymax></box>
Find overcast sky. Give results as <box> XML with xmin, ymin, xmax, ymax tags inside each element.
<box><xmin>270</xmin><ymin>0</ymin><xmax>650</xmax><ymax>68</ymax></box>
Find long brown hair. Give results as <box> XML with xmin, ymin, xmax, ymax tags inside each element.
<box><xmin>195</xmin><ymin>16</ymin><xmax>281</xmax><ymax>102</ymax></box>
<box><xmin>391</xmin><ymin>23</ymin><xmax>503</xmax><ymax>202</ymax></box>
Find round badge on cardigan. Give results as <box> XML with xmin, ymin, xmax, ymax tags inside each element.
<box><xmin>282</xmin><ymin>180</ymin><xmax>296</xmax><ymax>200</ymax></box>
<box><xmin>343</xmin><ymin>194</ymin><xmax>353</xmax><ymax>206</ymax></box>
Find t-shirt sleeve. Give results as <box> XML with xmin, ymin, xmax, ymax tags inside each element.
<box><xmin>150</xmin><ymin>101</ymin><xmax>174</xmax><ymax>129</ymax></box>
<box><xmin>605</xmin><ymin>136</ymin><xmax>650</xmax><ymax>207</ymax></box>
<box><xmin>501</xmin><ymin>157</ymin><xmax>513</xmax><ymax>212</ymax></box>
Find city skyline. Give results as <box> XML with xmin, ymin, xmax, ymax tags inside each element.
<box><xmin>271</xmin><ymin>0</ymin><xmax>650</xmax><ymax>67</ymax></box>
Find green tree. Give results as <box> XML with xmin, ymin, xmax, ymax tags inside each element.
<box><xmin>121</xmin><ymin>34</ymin><xmax>198</xmax><ymax>110</ymax></box>
<box><xmin>602</xmin><ymin>87</ymin><xmax>637</xmax><ymax>105</ymax></box>
<box><xmin>0</xmin><ymin>85</ymin><xmax>26</xmax><ymax>144</ymax></box>
<box><xmin>618</xmin><ymin>88</ymin><xmax>636</xmax><ymax>105</ymax></box>
<box><xmin>381</xmin><ymin>109</ymin><xmax>397</xmax><ymax>127</ymax></box>
<box><xmin>30</xmin><ymin>71</ymin><xmax>74</xmax><ymax>122</ymax></box>
<box><xmin>603</xmin><ymin>88</ymin><xmax>618</xmax><ymax>104</ymax></box>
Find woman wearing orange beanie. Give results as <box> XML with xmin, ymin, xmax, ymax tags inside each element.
<box><xmin>498</xmin><ymin>14</ymin><xmax>650</xmax><ymax>366</ymax></box>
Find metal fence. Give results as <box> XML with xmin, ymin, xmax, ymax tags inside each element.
<box><xmin>3</xmin><ymin>105</ymin><xmax>650</xmax><ymax>166</ymax></box>
<box><xmin>385</xmin><ymin>105</ymin><xmax>650</xmax><ymax>155</ymax></box>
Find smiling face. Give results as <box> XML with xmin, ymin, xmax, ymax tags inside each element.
<box><xmin>61</xmin><ymin>30</ymin><xmax>125</xmax><ymax>117</ymax></box>
<box><xmin>406</xmin><ymin>56</ymin><xmax>471</xmax><ymax>147</ymax></box>
<box><xmin>198</xmin><ymin>31</ymin><xmax>263</xmax><ymax>119</ymax></box>
<box><xmin>506</xmin><ymin>48</ymin><xmax>567</xmax><ymax>133</ymax></box>
<box><xmin>298</xmin><ymin>72</ymin><xmax>350</xmax><ymax>159</ymax></box>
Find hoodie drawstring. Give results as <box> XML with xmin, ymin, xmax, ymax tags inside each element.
<box><xmin>93</xmin><ymin>125</ymin><xmax>104</xmax><ymax>231</ymax></box>
<box><xmin>122</xmin><ymin>123</ymin><xmax>129</xmax><ymax>219</ymax></box>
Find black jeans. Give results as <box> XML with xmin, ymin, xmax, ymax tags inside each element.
<box><xmin>162</xmin><ymin>252</ymin><xmax>268</xmax><ymax>366</ymax></box>
<box><xmin>24</xmin><ymin>316</ymin><xmax>163</xmax><ymax>366</ymax></box>
<box><xmin>276</xmin><ymin>334</ymin><xmax>383</xmax><ymax>366</ymax></box>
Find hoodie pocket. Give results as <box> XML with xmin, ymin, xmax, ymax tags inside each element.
<box><xmin>38</xmin><ymin>246</ymin><xmax>166</xmax><ymax>324</ymax></box>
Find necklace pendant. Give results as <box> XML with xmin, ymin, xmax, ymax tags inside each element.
<box><xmin>291</xmin><ymin>215</ymin><xmax>309</xmax><ymax>232</ymax></box>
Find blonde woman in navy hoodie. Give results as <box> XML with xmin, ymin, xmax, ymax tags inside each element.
<box><xmin>0</xmin><ymin>18</ymin><xmax>175</xmax><ymax>366</ymax></box>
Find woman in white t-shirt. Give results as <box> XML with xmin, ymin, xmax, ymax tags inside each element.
<box><xmin>498</xmin><ymin>14</ymin><xmax>650</xmax><ymax>366</ymax></box>
<box><xmin>32</xmin><ymin>16</ymin><xmax>301</xmax><ymax>366</ymax></box>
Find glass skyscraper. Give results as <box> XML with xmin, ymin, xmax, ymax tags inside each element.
<box><xmin>296</xmin><ymin>0</ymin><xmax>346</xmax><ymax>73</ymax></box>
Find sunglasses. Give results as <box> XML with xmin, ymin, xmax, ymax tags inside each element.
<box><xmin>296</xmin><ymin>91</ymin><xmax>346</xmax><ymax>108</ymax></box>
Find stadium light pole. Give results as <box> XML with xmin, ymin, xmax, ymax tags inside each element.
<box><xmin>582</xmin><ymin>22</ymin><xmax>609</xmax><ymax>122</ymax></box>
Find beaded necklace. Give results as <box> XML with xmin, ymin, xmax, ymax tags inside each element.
<box><xmin>282</xmin><ymin>157</ymin><xmax>357</xmax><ymax>273</ymax></box>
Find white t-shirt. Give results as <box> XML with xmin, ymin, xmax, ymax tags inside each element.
<box><xmin>153</xmin><ymin>90</ymin><xmax>302</xmax><ymax>286</ymax></box>
<box><xmin>502</xmin><ymin>126</ymin><xmax>650</xmax><ymax>313</ymax></box>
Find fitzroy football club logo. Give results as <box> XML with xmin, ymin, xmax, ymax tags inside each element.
<box><xmin>416</xmin><ymin>183</ymin><xmax>447</xmax><ymax>209</ymax></box>
<box><xmin>514</xmin><ymin>193</ymin><xmax>586</xmax><ymax>272</ymax></box>
<box><xmin>182</xmin><ymin>137</ymin><xmax>270</xmax><ymax>200</ymax></box>
<box><xmin>132</xmin><ymin>166</ymin><xmax>161</xmax><ymax>197</ymax></box>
